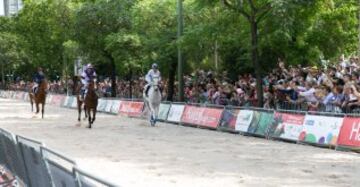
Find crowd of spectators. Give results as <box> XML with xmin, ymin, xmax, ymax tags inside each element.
<box><xmin>5</xmin><ymin>54</ymin><xmax>360</xmax><ymax>113</ymax></box>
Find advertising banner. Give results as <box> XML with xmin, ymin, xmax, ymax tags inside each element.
<box><xmin>235</xmin><ymin>110</ymin><xmax>254</xmax><ymax>132</ymax></box>
<box><xmin>24</xmin><ymin>93</ymin><xmax>30</xmax><ymax>102</ymax></box>
<box><xmin>167</xmin><ymin>104</ymin><xmax>185</xmax><ymax>123</ymax></box>
<box><xmin>181</xmin><ymin>105</ymin><xmax>223</xmax><ymax>129</ymax></box>
<box><xmin>118</xmin><ymin>101</ymin><xmax>144</xmax><ymax>117</ymax></box>
<box><xmin>16</xmin><ymin>92</ymin><xmax>24</xmax><ymax>100</ymax></box>
<box><xmin>270</xmin><ymin>112</ymin><xmax>305</xmax><ymax>141</ymax></box>
<box><xmin>97</xmin><ymin>99</ymin><xmax>107</xmax><ymax>112</ymax></box>
<box><xmin>104</xmin><ymin>100</ymin><xmax>113</xmax><ymax>113</ymax></box>
<box><xmin>62</xmin><ymin>96</ymin><xmax>70</xmax><ymax>107</ymax></box>
<box><xmin>110</xmin><ymin>100</ymin><xmax>121</xmax><ymax>114</ymax></box>
<box><xmin>337</xmin><ymin>117</ymin><xmax>360</xmax><ymax>148</ymax></box>
<box><xmin>158</xmin><ymin>103</ymin><xmax>171</xmax><ymax>121</ymax></box>
<box><xmin>70</xmin><ymin>97</ymin><xmax>78</xmax><ymax>108</ymax></box>
<box><xmin>219</xmin><ymin>108</ymin><xmax>240</xmax><ymax>131</ymax></box>
<box><xmin>51</xmin><ymin>95</ymin><xmax>64</xmax><ymax>106</ymax></box>
<box><xmin>251</xmin><ymin>111</ymin><xmax>274</xmax><ymax>136</ymax></box>
<box><xmin>46</xmin><ymin>95</ymin><xmax>53</xmax><ymax>104</ymax></box>
<box><xmin>300</xmin><ymin>115</ymin><xmax>343</xmax><ymax>146</ymax></box>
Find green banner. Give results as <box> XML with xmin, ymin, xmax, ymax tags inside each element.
<box><xmin>254</xmin><ymin>112</ymin><xmax>274</xmax><ymax>136</ymax></box>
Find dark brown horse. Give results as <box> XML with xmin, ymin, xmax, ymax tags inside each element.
<box><xmin>29</xmin><ymin>80</ymin><xmax>48</xmax><ymax>119</ymax></box>
<box><xmin>75</xmin><ymin>76</ymin><xmax>87</xmax><ymax>123</ymax></box>
<box><xmin>84</xmin><ymin>79</ymin><xmax>98</xmax><ymax>128</ymax></box>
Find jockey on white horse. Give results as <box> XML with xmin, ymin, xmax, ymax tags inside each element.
<box><xmin>145</xmin><ymin>63</ymin><xmax>162</xmax><ymax>97</ymax></box>
<box><xmin>144</xmin><ymin>63</ymin><xmax>162</xmax><ymax>126</ymax></box>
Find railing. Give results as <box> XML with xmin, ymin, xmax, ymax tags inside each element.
<box><xmin>0</xmin><ymin>128</ymin><xmax>119</xmax><ymax>187</ymax></box>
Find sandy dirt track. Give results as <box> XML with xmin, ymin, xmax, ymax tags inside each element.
<box><xmin>0</xmin><ymin>98</ymin><xmax>359</xmax><ymax>187</ymax></box>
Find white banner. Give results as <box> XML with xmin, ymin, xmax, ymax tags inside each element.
<box><xmin>272</xmin><ymin>112</ymin><xmax>305</xmax><ymax>141</ymax></box>
<box><xmin>97</xmin><ymin>99</ymin><xmax>107</xmax><ymax>112</ymax></box>
<box><xmin>110</xmin><ymin>100</ymin><xmax>121</xmax><ymax>114</ymax></box>
<box><xmin>104</xmin><ymin>100</ymin><xmax>113</xmax><ymax>113</ymax></box>
<box><xmin>235</xmin><ymin>110</ymin><xmax>254</xmax><ymax>132</ymax></box>
<box><xmin>70</xmin><ymin>96</ymin><xmax>77</xmax><ymax>108</ymax></box>
<box><xmin>301</xmin><ymin>115</ymin><xmax>344</xmax><ymax>145</ymax></box>
<box><xmin>46</xmin><ymin>95</ymin><xmax>53</xmax><ymax>104</ymax></box>
<box><xmin>62</xmin><ymin>96</ymin><xmax>70</xmax><ymax>107</ymax></box>
<box><xmin>167</xmin><ymin>104</ymin><xmax>185</xmax><ymax>123</ymax></box>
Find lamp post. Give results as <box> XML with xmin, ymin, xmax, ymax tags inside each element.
<box><xmin>177</xmin><ymin>0</ymin><xmax>184</xmax><ymax>101</ymax></box>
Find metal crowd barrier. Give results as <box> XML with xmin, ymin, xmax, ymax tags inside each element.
<box><xmin>0</xmin><ymin>128</ymin><xmax>119</xmax><ymax>187</ymax></box>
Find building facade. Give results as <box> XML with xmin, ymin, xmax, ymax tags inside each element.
<box><xmin>0</xmin><ymin>0</ymin><xmax>23</xmax><ymax>16</ymax></box>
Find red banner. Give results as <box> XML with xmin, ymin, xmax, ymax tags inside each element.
<box><xmin>51</xmin><ymin>95</ymin><xmax>65</xmax><ymax>106</ymax></box>
<box><xmin>337</xmin><ymin>117</ymin><xmax>360</xmax><ymax>148</ymax></box>
<box><xmin>181</xmin><ymin>105</ymin><xmax>223</xmax><ymax>129</ymax></box>
<box><xmin>118</xmin><ymin>101</ymin><xmax>144</xmax><ymax>117</ymax></box>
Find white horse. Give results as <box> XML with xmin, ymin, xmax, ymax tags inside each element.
<box><xmin>143</xmin><ymin>76</ymin><xmax>162</xmax><ymax>126</ymax></box>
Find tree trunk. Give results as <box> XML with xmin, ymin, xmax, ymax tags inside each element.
<box><xmin>250</xmin><ymin>20</ymin><xmax>263</xmax><ymax>107</ymax></box>
<box><xmin>110</xmin><ymin>60</ymin><xmax>116</xmax><ymax>97</ymax></box>
<box><xmin>214</xmin><ymin>40</ymin><xmax>219</xmax><ymax>71</ymax></box>
<box><xmin>167</xmin><ymin>58</ymin><xmax>177</xmax><ymax>101</ymax></box>
<box><xmin>129</xmin><ymin>69</ymin><xmax>132</xmax><ymax>99</ymax></box>
<box><xmin>1</xmin><ymin>61</ymin><xmax>4</xmax><ymax>87</ymax></box>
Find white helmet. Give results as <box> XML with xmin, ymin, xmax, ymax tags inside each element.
<box><xmin>152</xmin><ymin>63</ymin><xmax>158</xmax><ymax>69</ymax></box>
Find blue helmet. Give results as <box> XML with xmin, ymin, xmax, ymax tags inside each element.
<box><xmin>152</xmin><ymin>63</ymin><xmax>158</xmax><ymax>69</ymax></box>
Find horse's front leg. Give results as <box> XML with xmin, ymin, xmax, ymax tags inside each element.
<box><xmin>92</xmin><ymin>109</ymin><xmax>96</xmax><ymax>124</ymax></box>
<box><xmin>149</xmin><ymin>103</ymin><xmax>156</xmax><ymax>126</ymax></box>
<box><xmin>77</xmin><ymin>102</ymin><xmax>82</xmax><ymax>122</ymax></box>
<box><xmin>84</xmin><ymin>105</ymin><xmax>88</xmax><ymax>119</ymax></box>
<box><xmin>41</xmin><ymin>103</ymin><xmax>45</xmax><ymax>119</ymax></box>
<box><xmin>30</xmin><ymin>100</ymin><xmax>33</xmax><ymax>112</ymax></box>
<box><xmin>87</xmin><ymin>109</ymin><xmax>92</xmax><ymax>129</ymax></box>
<box><xmin>36</xmin><ymin>102</ymin><xmax>40</xmax><ymax>114</ymax></box>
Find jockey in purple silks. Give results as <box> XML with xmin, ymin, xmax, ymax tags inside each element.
<box><xmin>80</xmin><ymin>63</ymin><xmax>97</xmax><ymax>101</ymax></box>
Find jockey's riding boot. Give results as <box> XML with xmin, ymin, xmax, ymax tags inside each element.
<box><xmin>145</xmin><ymin>86</ymin><xmax>150</xmax><ymax>97</ymax></box>
<box><xmin>80</xmin><ymin>90</ymin><xmax>85</xmax><ymax>101</ymax></box>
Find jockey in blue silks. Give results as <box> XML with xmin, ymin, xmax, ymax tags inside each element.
<box><xmin>80</xmin><ymin>63</ymin><xmax>97</xmax><ymax>100</ymax></box>
<box><xmin>32</xmin><ymin>67</ymin><xmax>45</xmax><ymax>94</ymax></box>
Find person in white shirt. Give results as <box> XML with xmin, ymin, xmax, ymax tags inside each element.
<box><xmin>144</xmin><ymin>63</ymin><xmax>161</xmax><ymax>97</ymax></box>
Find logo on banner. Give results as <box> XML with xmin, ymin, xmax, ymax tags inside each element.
<box><xmin>349</xmin><ymin>122</ymin><xmax>360</xmax><ymax>141</ymax></box>
<box><xmin>305</xmin><ymin>120</ymin><xmax>314</xmax><ymax>126</ymax></box>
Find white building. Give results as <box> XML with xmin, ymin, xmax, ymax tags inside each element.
<box><xmin>0</xmin><ymin>0</ymin><xmax>23</xmax><ymax>16</ymax></box>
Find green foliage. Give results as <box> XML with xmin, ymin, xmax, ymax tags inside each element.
<box><xmin>1</xmin><ymin>0</ymin><xmax>359</xmax><ymax>84</ymax></box>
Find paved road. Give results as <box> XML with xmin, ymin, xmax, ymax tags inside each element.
<box><xmin>0</xmin><ymin>98</ymin><xmax>359</xmax><ymax>187</ymax></box>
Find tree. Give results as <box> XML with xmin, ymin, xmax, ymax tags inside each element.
<box><xmin>74</xmin><ymin>0</ymin><xmax>135</xmax><ymax>97</ymax></box>
<box><xmin>14</xmin><ymin>0</ymin><xmax>73</xmax><ymax>79</ymax></box>
<box><xmin>132</xmin><ymin>0</ymin><xmax>179</xmax><ymax>101</ymax></box>
<box><xmin>0</xmin><ymin>32</ymin><xmax>27</xmax><ymax>85</ymax></box>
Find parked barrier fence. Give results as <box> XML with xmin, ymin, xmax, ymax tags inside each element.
<box><xmin>1</xmin><ymin>89</ymin><xmax>360</xmax><ymax>181</ymax></box>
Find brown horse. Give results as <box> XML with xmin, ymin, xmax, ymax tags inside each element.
<box><xmin>29</xmin><ymin>80</ymin><xmax>48</xmax><ymax>119</ymax></box>
<box><xmin>75</xmin><ymin>76</ymin><xmax>87</xmax><ymax>123</ymax></box>
<box><xmin>84</xmin><ymin>79</ymin><xmax>98</xmax><ymax>128</ymax></box>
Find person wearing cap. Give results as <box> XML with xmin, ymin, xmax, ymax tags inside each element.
<box><xmin>144</xmin><ymin>63</ymin><xmax>161</xmax><ymax>97</ymax></box>
<box><xmin>32</xmin><ymin>67</ymin><xmax>46</xmax><ymax>94</ymax></box>
<box><xmin>80</xmin><ymin>63</ymin><xmax>97</xmax><ymax>101</ymax></box>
